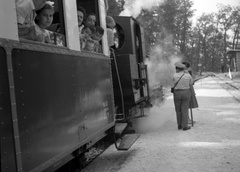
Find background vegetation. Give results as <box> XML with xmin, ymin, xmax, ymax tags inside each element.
<box><xmin>107</xmin><ymin>0</ymin><xmax>240</xmax><ymax>73</ymax></box>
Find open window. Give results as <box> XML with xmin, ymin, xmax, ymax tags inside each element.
<box><xmin>16</xmin><ymin>0</ymin><xmax>66</xmax><ymax>46</ymax></box>
<box><xmin>76</xmin><ymin>0</ymin><xmax>106</xmax><ymax>53</ymax></box>
<box><xmin>46</xmin><ymin>0</ymin><xmax>66</xmax><ymax>46</ymax></box>
<box><xmin>76</xmin><ymin>0</ymin><xmax>100</xmax><ymax>26</ymax></box>
<box><xmin>113</xmin><ymin>23</ymin><xmax>125</xmax><ymax>50</ymax></box>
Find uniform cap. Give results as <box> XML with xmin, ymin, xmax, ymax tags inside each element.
<box><xmin>182</xmin><ymin>61</ymin><xmax>190</xmax><ymax>68</ymax></box>
<box><xmin>175</xmin><ymin>62</ymin><xmax>185</xmax><ymax>68</ymax></box>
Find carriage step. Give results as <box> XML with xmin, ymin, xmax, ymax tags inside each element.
<box><xmin>118</xmin><ymin>134</ymin><xmax>140</xmax><ymax>151</ymax></box>
<box><xmin>115</xmin><ymin>113</ymin><xmax>124</xmax><ymax>120</ymax></box>
<box><xmin>115</xmin><ymin>123</ymin><xmax>127</xmax><ymax>135</ymax></box>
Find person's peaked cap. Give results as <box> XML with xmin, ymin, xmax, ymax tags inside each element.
<box><xmin>175</xmin><ymin>62</ymin><xmax>185</xmax><ymax>68</ymax></box>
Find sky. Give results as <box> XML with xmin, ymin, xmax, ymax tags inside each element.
<box><xmin>192</xmin><ymin>0</ymin><xmax>240</xmax><ymax>20</ymax></box>
<box><xmin>120</xmin><ymin>0</ymin><xmax>240</xmax><ymax>18</ymax></box>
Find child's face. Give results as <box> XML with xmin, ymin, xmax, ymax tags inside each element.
<box><xmin>85</xmin><ymin>40</ymin><xmax>94</xmax><ymax>51</ymax></box>
<box><xmin>77</xmin><ymin>11</ymin><xmax>84</xmax><ymax>26</ymax></box>
<box><xmin>92</xmin><ymin>32</ymin><xmax>102</xmax><ymax>41</ymax></box>
<box><xmin>33</xmin><ymin>0</ymin><xmax>47</xmax><ymax>11</ymax></box>
<box><xmin>37</xmin><ymin>9</ymin><xmax>54</xmax><ymax>29</ymax></box>
<box><xmin>82</xmin><ymin>28</ymin><xmax>92</xmax><ymax>39</ymax></box>
<box><xmin>85</xmin><ymin>15</ymin><xmax>96</xmax><ymax>27</ymax></box>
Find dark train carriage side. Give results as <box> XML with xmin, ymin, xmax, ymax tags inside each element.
<box><xmin>0</xmin><ymin>40</ymin><xmax>115</xmax><ymax>172</ymax></box>
<box><xmin>111</xmin><ymin>16</ymin><xmax>151</xmax><ymax>119</ymax></box>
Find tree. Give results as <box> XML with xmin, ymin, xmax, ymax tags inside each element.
<box><xmin>175</xmin><ymin>0</ymin><xmax>195</xmax><ymax>56</ymax></box>
<box><xmin>217</xmin><ymin>4</ymin><xmax>236</xmax><ymax>66</ymax></box>
<box><xmin>107</xmin><ymin>0</ymin><xmax>124</xmax><ymax>16</ymax></box>
<box><xmin>231</xmin><ymin>6</ymin><xmax>240</xmax><ymax>49</ymax></box>
<box><xmin>107</xmin><ymin>1</ymin><xmax>240</xmax><ymax>73</ymax></box>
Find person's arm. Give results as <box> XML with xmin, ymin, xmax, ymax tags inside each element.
<box><xmin>18</xmin><ymin>24</ymin><xmax>35</xmax><ymax>40</ymax></box>
<box><xmin>45</xmin><ymin>31</ymin><xmax>52</xmax><ymax>44</ymax></box>
<box><xmin>93</xmin><ymin>41</ymin><xmax>99</xmax><ymax>52</ymax></box>
<box><xmin>189</xmin><ymin>75</ymin><xmax>194</xmax><ymax>86</ymax></box>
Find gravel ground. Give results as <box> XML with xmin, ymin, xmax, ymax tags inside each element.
<box><xmin>81</xmin><ymin>76</ymin><xmax>240</xmax><ymax>172</ymax></box>
<box><xmin>214</xmin><ymin>72</ymin><xmax>240</xmax><ymax>102</ymax></box>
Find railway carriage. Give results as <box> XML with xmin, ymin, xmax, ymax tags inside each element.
<box><xmin>0</xmin><ymin>0</ymin><xmax>150</xmax><ymax>171</ymax></box>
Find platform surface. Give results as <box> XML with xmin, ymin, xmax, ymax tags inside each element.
<box><xmin>82</xmin><ymin>76</ymin><xmax>240</xmax><ymax>172</ymax></box>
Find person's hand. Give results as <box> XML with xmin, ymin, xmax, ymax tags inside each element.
<box><xmin>28</xmin><ymin>26</ymin><xmax>44</xmax><ymax>42</ymax></box>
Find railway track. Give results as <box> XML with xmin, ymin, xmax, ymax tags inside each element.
<box><xmin>213</xmin><ymin>73</ymin><xmax>240</xmax><ymax>102</ymax></box>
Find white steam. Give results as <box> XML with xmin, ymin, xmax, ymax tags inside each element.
<box><xmin>146</xmin><ymin>46</ymin><xmax>182</xmax><ymax>88</ymax></box>
<box><xmin>131</xmin><ymin>101</ymin><xmax>176</xmax><ymax>133</ymax></box>
<box><xmin>120</xmin><ymin>0</ymin><xmax>164</xmax><ymax>18</ymax></box>
<box><xmin>118</xmin><ymin>0</ymin><xmax>183</xmax><ymax>132</ymax></box>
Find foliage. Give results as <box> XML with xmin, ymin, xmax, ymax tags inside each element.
<box><xmin>108</xmin><ymin>0</ymin><xmax>240</xmax><ymax>72</ymax></box>
<box><xmin>107</xmin><ymin>0</ymin><xmax>124</xmax><ymax>16</ymax></box>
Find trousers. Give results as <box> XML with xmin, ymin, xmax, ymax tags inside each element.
<box><xmin>173</xmin><ymin>89</ymin><xmax>190</xmax><ymax>128</ymax></box>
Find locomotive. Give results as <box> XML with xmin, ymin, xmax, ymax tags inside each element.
<box><xmin>0</xmin><ymin>0</ymin><xmax>150</xmax><ymax>171</ymax></box>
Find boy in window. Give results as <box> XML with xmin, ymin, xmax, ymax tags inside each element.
<box><xmin>91</xmin><ymin>26</ymin><xmax>104</xmax><ymax>53</ymax></box>
<box><xmin>80</xmin><ymin>25</ymin><xmax>96</xmax><ymax>51</ymax></box>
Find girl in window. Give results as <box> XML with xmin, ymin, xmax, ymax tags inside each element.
<box><xmin>35</xmin><ymin>1</ymin><xmax>54</xmax><ymax>43</ymax></box>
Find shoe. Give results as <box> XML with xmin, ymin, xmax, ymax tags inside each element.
<box><xmin>178</xmin><ymin>125</ymin><xmax>182</xmax><ymax>130</ymax></box>
<box><xmin>183</xmin><ymin>126</ymin><xmax>191</xmax><ymax>131</ymax></box>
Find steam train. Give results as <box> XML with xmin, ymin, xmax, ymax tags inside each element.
<box><xmin>0</xmin><ymin>0</ymin><xmax>150</xmax><ymax>171</ymax></box>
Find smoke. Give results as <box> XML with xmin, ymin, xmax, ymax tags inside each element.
<box><xmin>131</xmin><ymin>34</ymin><xmax>183</xmax><ymax>133</ymax></box>
<box><xmin>119</xmin><ymin>0</ymin><xmax>182</xmax><ymax>87</ymax></box>
<box><xmin>146</xmin><ymin>45</ymin><xmax>182</xmax><ymax>88</ymax></box>
<box><xmin>131</xmin><ymin>102</ymin><xmax>175</xmax><ymax>133</ymax></box>
<box><xmin>119</xmin><ymin>0</ymin><xmax>164</xmax><ymax>18</ymax></box>
<box><xmin>118</xmin><ymin>1</ymin><xmax>184</xmax><ymax>133</ymax></box>
<box><xmin>129</xmin><ymin>43</ymin><xmax>182</xmax><ymax>134</ymax></box>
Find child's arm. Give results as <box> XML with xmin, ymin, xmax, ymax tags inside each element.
<box><xmin>93</xmin><ymin>40</ymin><xmax>99</xmax><ymax>52</ymax></box>
<box><xmin>45</xmin><ymin>31</ymin><xmax>52</xmax><ymax>44</ymax></box>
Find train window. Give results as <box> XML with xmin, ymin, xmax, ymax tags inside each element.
<box><xmin>47</xmin><ymin>0</ymin><xmax>66</xmax><ymax>46</ymax></box>
<box><xmin>76</xmin><ymin>0</ymin><xmax>100</xmax><ymax>26</ymax></box>
<box><xmin>16</xmin><ymin>0</ymin><xmax>66</xmax><ymax>46</ymax></box>
<box><xmin>113</xmin><ymin>23</ymin><xmax>125</xmax><ymax>49</ymax></box>
<box><xmin>76</xmin><ymin>0</ymin><xmax>105</xmax><ymax>53</ymax></box>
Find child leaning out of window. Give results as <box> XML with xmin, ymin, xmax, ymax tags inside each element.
<box><xmin>34</xmin><ymin>1</ymin><xmax>54</xmax><ymax>43</ymax></box>
<box><xmin>80</xmin><ymin>25</ymin><xmax>96</xmax><ymax>51</ymax></box>
<box><xmin>91</xmin><ymin>26</ymin><xmax>104</xmax><ymax>53</ymax></box>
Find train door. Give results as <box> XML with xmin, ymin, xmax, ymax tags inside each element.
<box><xmin>135</xmin><ymin>23</ymin><xmax>150</xmax><ymax>101</ymax></box>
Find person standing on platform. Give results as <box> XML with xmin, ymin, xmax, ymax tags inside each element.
<box><xmin>182</xmin><ymin>61</ymin><xmax>199</xmax><ymax>125</ymax></box>
<box><xmin>172</xmin><ymin>62</ymin><xmax>193</xmax><ymax>131</ymax></box>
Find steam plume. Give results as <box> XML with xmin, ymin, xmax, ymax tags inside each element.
<box><xmin>120</xmin><ymin>0</ymin><xmax>164</xmax><ymax>18</ymax></box>
<box><xmin>146</xmin><ymin>46</ymin><xmax>182</xmax><ymax>88</ymax></box>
